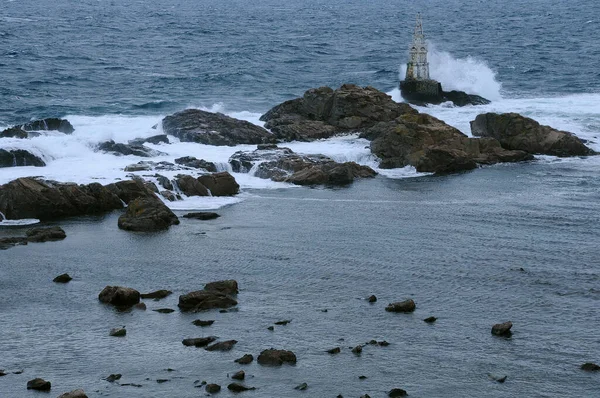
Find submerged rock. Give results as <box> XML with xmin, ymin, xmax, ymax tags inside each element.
<box><xmin>0</xmin><ymin>149</ymin><xmax>46</xmax><ymax>168</ymax></box>
<box><xmin>182</xmin><ymin>336</ymin><xmax>217</xmax><ymax>347</ymax></box>
<box><xmin>365</xmin><ymin>112</ymin><xmax>533</xmax><ymax>173</ymax></box>
<box><xmin>206</xmin><ymin>339</ymin><xmax>237</xmax><ymax>351</ymax></box>
<box><xmin>109</xmin><ymin>327</ymin><xmax>127</xmax><ymax>337</ymax></box>
<box><xmin>257</xmin><ymin>349</ymin><xmax>297</xmax><ymax>366</ymax></box>
<box><xmin>53</xmin><ymin>273</ymin><xmax>72</xmax><ymax>283</ymax></box>
<box><xmin>295</xmin><ymin>382</ymin><xmax>308</xmax><ymax>390</ymax></box>
<box><xmin>0</xmin><ymin>236</ymin><xmax>28</xmax><ymax>250</ymax></box>
<box><xmin>385</xmin><ymin>299</ymin><xmax>416</xmax><ymax>313</ymax></box>
<box><xmin>581</xmin><ymin>363</ymin><xmax>600</xmax><ymax>371</ymax></box>
<box><xmin>424</xmin><ymin>316</ymin><xmax>437</xmax><ymax>323</ymax></box>
<box><xmin>327</xmin><ymin>347</ymin><xmax>341</xmax><ymax>354</ymax></box>
<box><xmin>27</xmin><ymin>378</ymin><xmax>51</xmax><ymax>391</ymax></box>
<box><xmin>162</xmin><ymin>108</ymin><xmax>275</xmax><ymax>146</ymax></box>
<box><xmin>192</xmin><ymin>319</ymin><xmax>215</xmax><ymax>327</ymax></box>
<box><xmin>491</xmin><ymin>321</ymin><xmax>513</xmax><ymax>337</ymax></box>
<box><xmin>98</xmin><ymin>286</ymin><xmax>141</xmax><ymax>308</ymax></box>
<box><xmin>117</xmin><ymin>196</ymin><xmax>180</xmax><ymax>232</ymax></box>
<box><xmin>229</xmin><ymin>146</ymin><xmax>376</xmax><ymax>186</ymax></box>
<box><xmin>140</xmin><ymin>289</ymin><xmax>172</xmax><ymax>299</ymax></box>
<box><xmin>227</xmin><ymin>383</ymin><xmax>256</xmax><ymax>392</ymax></box>
<box><xmin>105</xmin><ymin>374</ymin><xmax>122</xmax><ymax>382</ymax></box>
<box><xmin>183</xmin><ymin>212</ymin><xmax>220</xmax><ymax>220</ymax></box>
<box><xmin>470</xmin><ymin>113</ymin><xmax>596</xmax><ymax>157</ymax></box>
<box><xmin>260</xmin><ymin>84</ymin><xmax>417</xmax><ymax>142</ymax></box>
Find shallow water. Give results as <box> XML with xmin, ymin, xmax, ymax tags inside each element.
<box><xmin>1</xmin><ymin>160</ymin><xmax>599</xmax><ymax>397</ymax></box>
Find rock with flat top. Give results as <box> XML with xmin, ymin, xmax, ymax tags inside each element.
<box><xmin>117</xmin><ymin>196</ymin><xmax>180</xmax><ymax>232</ymax></box>
<box><xmin>204</xmin><ymin>280</ymin><xmax>238</xmax><ymax>295</ymax></box>
<box><xmin>53</xmin><ymin>273</ymin><xmax>72</xmax><ymax>283</ymax></box>
<box><xmin>385</xmin><ymin>299</ymin><xmax>416</xmax><ymax>313</ymax></box>
<box><xmin>26</xmin><ymin>378</ymin><xmax>51</xmax><ymax>391</ymax></box>
<box><xmin>257</xmin><ymin>349</ymin><xmax>297</xmax><ymax>366</ymax></box>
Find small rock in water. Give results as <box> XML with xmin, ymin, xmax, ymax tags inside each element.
<box><xmin>294</xmin><ymin>382</ymin><xmax>308</xmax><ymax>390</ymax></box>
<box><xmin>109</xmin><ymin>327</ymin><xmax>126</xmax><ymax>337</ymax></box>
<box><xmin>231</xmin><ymin>370</ymin><xmax>245</xmax><ymax>380</ymax></box>
<box><xmin>488</xmin><ymin>373</ymin><xmax>507</xmax><ymax>383</ymax></box>
<box><xmin>13</xmin><ymin>370</ymin><xmax>24</xmax><ymax>374</ymax></box>
<box><xmin>367</xmin><ymin>295</ymin><xmax>377</xmax><ymax>303</ymax></box>
<box><xmin>57</xmin><ymin>389</ymin><xmax>87</xmax><ymax>398</ymax></box>
<box><xmin>491</xmin><ymin>321</ymin><xmax>513</xmax><ymax>337</ymax></box>
<box><xmin>267</xmin><ymin>326</ymin><xmax>274</xmax><ymax>331</ymax></box>
<box><xmin>206</xmin><ymin>339</ymin><xmax>237</xmax><ymax>351</ymax></box>
<box><xmin>153</xmin><ymin>308</ymin><xmax>175</xmax><ymax>313</ymax></box>
<box><xmin>257</xmin><ymin>349</ymin><xmax>297</xmax><ymax>366</ymax></box>
<box><xmin>98</xmin><ymin>286</ymin><xmax>140</xmax><ymax>308</ymax></box>
<box><xmin>274</xmin><ymin>319</ymin><xmax>292</xmax><ymax>325</ymax></box>
<box><xmin>26</xmin><ymin>226</ymin><xmax>66</xmax><ymax>242</ymax></box>
<box><xmin>424</xmin><ymin>316</ymin><xmax>437</xmax><ymax>323</ymax></box>
<box><xmin>182</xmin><ymin>336</ymin><xmax>217</xmax><ymax>347</ymax></box>
<box><xmin>327</xmin><ymin>347</ymin><xmax>341</xmax><ymax>354</ymax></box>
<box><xmin>227</xmin><ymin>382</ymin><xmax>256</xmax><ymax>392</ymax></box>
<box><xmin>378</xmin><ymin>340</ymin><xmax>390</xmax><ymax>346</ymax></box>
<box><xmin>206</xmin><ymin>383</ymin><xmax>221</xmax><ymax>393</ymax></box>
<box><xmin>359</xmin><ymin>375</ymin><xmax>368</xmax><ymax>380</ymax></box>
<box><xmin>192</xmin><ymin>319</ymin><xmax>215</xmax><ymax>327</ymax></box>
<box><xmin>352</xmin><ymin>345</ymin><xmax>363</xmax><ymax>355</ymax></box>
<box><xmin>0</xmin><ymin>370</ymin><xmax>6</xmax><ymax>376</ymax></box>
<box><xmin>385</xmin><ymin>299</ymin><xmax>416</xmax><ymax>313</ymax></box>
<box><xmin>140</xmin><ymin>289</ymin><xmax>172</xmax><ymax>299</ymax></box>
<box><xmin>53</xmin><ymin>273</ymin><xmax>72</xmax><ymax>283</ymax></box>
<box><xmin>105</xmin><ymin>374</ymin><xmax>122</xmax><ymax>382</ymax></box>
<box><xmin>581</xmin><ymin>362</ymin><xmax>600</xmax><ymax>371</ymax></box>
<box><xmin>367</xmin><ymin>340</ymin><xmax>377</xmax><ymax>345</ymax></box>
<box><xmin>134</xmin><ymin>302</ymin><xmax>147</xmax><ymax>310</ymax></box>
<box><xmin>183</xmin><ymin>212</ymin><xmax>221</xmax><ymax>220</ymax></box>
<box><xmin>388</xmin><ymin>387</ymin><xmax>408</xmax><ymax>397</ymax></box>
<box><xmin>156</xmin><ymin>379</ymin><xmax>170</xmax><ymax>383</ymax></box>
<box><xmin>234</xmin><ymin>354</ymin><xmax>254</xmax><ymax>365</ymax></box>
<box><xmin>27</xmin><ymin>378</ymin><xmax>51</xmax><ymax>391</ymax></box>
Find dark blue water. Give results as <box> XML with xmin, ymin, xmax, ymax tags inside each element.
<box><xmin>1</xmin><ymin>0</ymin><xmax>599</xmax><ymax>124</ymax></box>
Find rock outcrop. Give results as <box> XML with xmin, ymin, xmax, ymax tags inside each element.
<box><xmin>97</xmin><ymin>140</ymin><xmax>166</xmax><ymax>157</ymax></box>
<box><xmin>98</xmin><ymin>286</ymin><xmax>141</xmax><ymax>308</ymax></box>
<box><xmin>117</xmin><ymin>196</ymin><xmax>180</xmax><ymax>232</ymax></box>
<box><xmin>178</xmin><ymin>286</ymin><xmax>238</xmax><ymax>312</ymax></box>
<box><xmin>0</xmin><ymin>149</ymin><xmax>46</xmax><ymax>167</ymax></box>
<box><xmin>229</xmin><ymin>146</ymin><xmax>376</xmax><ymax>185</ymax></box>
<box><xmin>1</xmin><ymin>118</ymin><xmax>74</xmax><ymax>138</ymax></box>
<box><xmin>129</xmin><ymin>134</ymin><xmax>169</xmax><ymax>146</ymax></box>
<box><xmin>162</xmin><ymin>109</ymin><xmax>275</xmax><ymax>146</ymax></box>
<box><xmin>385</xmin><ymin>299</ymin><xmax>416</xmax><ymax>313</ymax></box>
<box><xmin>26</xmin><ymin>226</ymin><xmax>66</xmax><ymax>242</ymax></box>
<box><xmin>364</xmin><ymin>112</ymin><xmax>533</xmax><ymax>173</ymax></box>
<box><xmin>260</xmin><ymin>84</ymin><xmax>417</xmax><ymax>142</ymax></box>
<box><xmin>0</xmin><ymin>178</ymin><xmax>124</xmax><ymax>220</ymax></box>
<box><xmin>175</xmin><ymin>172</ymin><xmax>239</xmax><ymax>197</ymax></box>
<box><xmin>174</xmin><ymin>156</ymin><xmax>217</xmax><ymax>172</ymax></box>
<box><xmin>204</xmin><ymin>280</ymin><xmax>239</xmax><ymax>295</ymax></box>
<box><xmin>470</xmin><ymin>113</ymin><xmax>596</xmax><ymax>157</ymax></box>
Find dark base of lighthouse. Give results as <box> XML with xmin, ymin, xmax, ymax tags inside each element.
<box><xmin>400</xmin><ymin>79</ymin><xmax>491</xmax><ymax>107</ymax></box>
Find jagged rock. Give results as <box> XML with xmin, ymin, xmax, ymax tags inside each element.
<box><xmin>178</xmin><ymin>290</ymin><xmax>238</xmax><ymax>311</ymax></box>
<box><xmin>197</xmin><ymin>172</ymin><xmax>240</xmax><ymax>196</ymax></box>
<box><xmin>261</xmin><ymin>84</ymin><xmax>417</xmax><ymax>141</ymax></box>
<box><xmin>162</xmin><ymin>109</ymin><xmax>275</xmax><ymax>146</ymax></box>
<box><xmin>53</xmin><ymin>273</ymin><xmax>72</xmax><ymax>283</ymax></box>
<box><xmin>206</xmin><ymin>340</ymin><xmax>237</xmax><ymax>351</ymax></box>
<box><xmin>174</xmin><ymin>156</ymin><xmax>217</xmax><ymax>172</ymax></box>
<box><xmin>367</xmin><ymin>295</ymin><xmax>377</xmax><ymax>303</ymax></box>
<box><xmin>98</xmin><ymin>286</ymin><xmax>141</xmax><ymax>307</ymax></box>
<box><xmin>0</xmin><ymin>126</ymin><xmax>28</xmax><ymax>138</ymax></box>
<box><xmin>155</xmin><ymin>174</ymin><xmax>173</xmax><ymax>191</ymax></box>
<box><xmin>57</xmin><ymin>389</ymin><xmax>88</xmax><ymax>398</ymax></box>
<box><xmin>227</xmin><ymin>383</ymin><xmax>255</xmax><ymax>392</ymax></box>
<box><xmin>0</xmin><ymin>149</ymin><xmax>46</xmax><ymax>167</ymax></box>
<box><xmin>235</xmin><ymin>354</ymin><xmax>254</xmax><ymax>364</ymax></box>
<box><xmin>470</xmin><ymin>112</ymin><xmax>596</xmax><ymax>157</ymax></box>
<box><xmin>206</xmin><ymin>384</ymin><xmax>221</xmax><ymax>393</ymax></box>
<box><xmin>257</xmin><ymin>349</ymin><xmax>297</xmax><ymax>366</ymax></box>
<box><xmin>0</xmin><ymin>178</ymin><xmax>124</xmax><ymax>220</ymax></box>
<box><xmin>105</xmin><ymin>179</ymin><xmax>157</xmax><ymax>204</ymax></box>
<box><xmin>140</xmin><ymin>289</ymin><xmax>172</xmax><ymax>299</ymax></box>
<box><xmin>109</xmin><ymin>327</ymin><xmax>126</xmax><ymax>337</ymax></box>
<box><xmin>385</xmin><ymin>299</ymin><xmax>416</xmax><ymax>313</ymax></box>
<box><xmin>204</xmin><ymin>280</ymin><xmax>238</xmax><ymax>295</ymax></box>
<box><xmin>27</xmin><ymin>378</ymin><xmax>51</xmax><ymax>391</ymax></box>
<box><xmin>443</xmin><ymin>90</ymin><xmax>490</xmax><ymax>106</ymax></box>
<box><xmin>231</xmin><ymin>370</ymin><xmax>245</xmax><ymax>380</ymax></box>
<box><xmin>97</xmin><ymin>140</ymin><xmax>166</xmax><ymax>157</ymax></box>
<box><xmin>182</xmin><ymin>336</ymin><xmax>217</xmax><ymax>347</ymax></box>
<box><xmin>192</xmin><ymin>319</ymin><xmax>215</xmax><ymax>327</ymax></box>
<box><xmin>26</xmin><ymin>226</ymin><xmax>66</xmax><ymax>242</ymax></box>
<box><xmin>491</xmin><ymin>321</ymin><xmax>513</xmax><ymax>337</ymax></box>
<box><xmin>366</xmin><ymin>112</ymin><xmax>533</xmax><ymax>173</ymax></box>
<box><xmin>581</xmin><ymin>363</ymin><xmax>600</xmax><ymax>371</ymax></box>
<box><xmin>105</xmin><ymin>374</ymin><xmax>121</xmax><ymax>382</ymax></box>
<box><xmin>229</xmin><ymin>146</ymin><xmax>376</xmax><ymax>185</ymax></box>
<box><xmin>129</xmin><ymin>134</ymin><xmax>169</xmax><ymax>146</ymax></box>
<box><xmin>488</xmin><ymin>374</ymin><xmax>507</xmax><ymax>383</ymax></box>
<box><xmin>183</xmin><ymin>212</ymin><xmax>220</xmax><ymax>220</ymax></box>
<box><xmin>327</xmin><ymin>347</ymin><xmax>341</xmax><ymax>354</ymax></box>
<box><xmin>117</xmin><ymin>196</ymin><xmax>180</xmax><ymax>232</ymax></box>
<box><xmin>388</xmin><ymin>388</ymin><xmax>408</xmax><ymax>397</ymax></box>
<box><xmin>160</xmin><ymin>190</ymin><xmax>177</xmax><ymax>202</ymax></box>
<box><xmin>22</xmin><ymin>118</ymin><xmax>74</xmax><ymax>134</ymax></box>
<box><xmin>175</xmin><ymin>175</ymin><xmax>209</xmax><ymax>196</ymax></box>
<box><xmin>352</xmin><ymin>345</ymin><xmax>363</xmax><ymax>355</ymax></box>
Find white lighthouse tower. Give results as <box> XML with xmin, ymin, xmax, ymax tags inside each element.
<box><xmin>405</xmin><ymin>13</ymin><xmax>430</xmax><ymax>81</ymax></box>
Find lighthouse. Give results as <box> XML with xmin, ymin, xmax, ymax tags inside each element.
<box><xmin>399</xmin><ymin>14</ymin><xmax>491</xmax><ymax>106</ymax></box>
